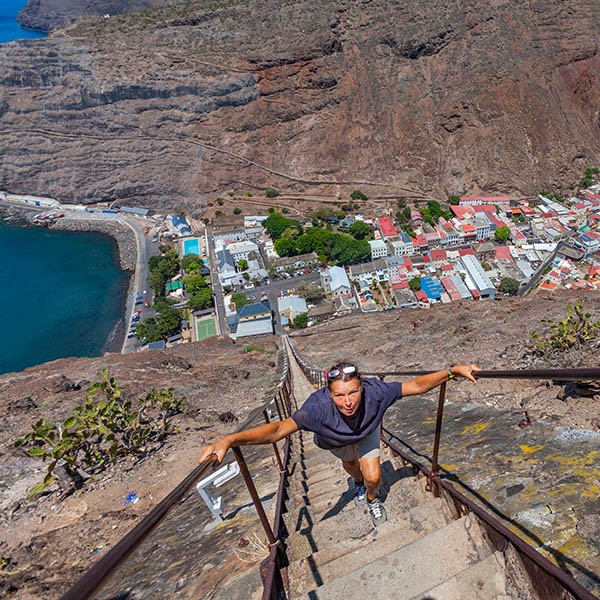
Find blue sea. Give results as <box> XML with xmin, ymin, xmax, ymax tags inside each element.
<box><xmin>0</xmin><ymin>222</ymin><xmax>130</xmax><ymax>374</ymax></box>
<box><xmin>0</xmin><ymin>0</ymin><xmax>46</xmax><ymax>43</ymax></box>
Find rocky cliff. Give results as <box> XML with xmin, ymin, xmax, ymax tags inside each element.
<box><xmin>17</xmin><ymin>0</ymin><xmax>174</xmax><ymax>32</ymax></box>
<box><xmin>1</xmin><ymin>0</ymin><xmax>599</xmax><ymax>210</ymax></box>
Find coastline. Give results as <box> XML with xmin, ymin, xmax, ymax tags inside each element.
<box><xmin>0</xmin><ymin>203</ymin><xmax>137</xmax><ymax>356</ymax></box>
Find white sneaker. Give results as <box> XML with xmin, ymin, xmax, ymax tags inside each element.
<box><xmin>367</xmin><ymin>495</ymin><xmax>387</xmax><ymax>526</ymax></box>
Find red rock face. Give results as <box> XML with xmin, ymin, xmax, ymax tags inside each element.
<box><xmin>1</xmin><ymin>0</ymin><xmax>599</xmax><ymax>209</ymax></box>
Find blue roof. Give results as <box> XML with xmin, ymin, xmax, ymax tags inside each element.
<box><xmin>420</xmin><ymin>276</ymin><xmax>444</xmax><ymax>300</ymax></box>
<box><xmin>147</xmin><ymin>341</ymin><xmax>166</xmax><ymax>349</ymax></box>
<box><xmin>238</xmin><ymin>301</ymin><xmax>271</xmax><ymax>318</ymax></box>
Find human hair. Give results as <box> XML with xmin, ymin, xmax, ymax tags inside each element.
<box><xmin>325</xmin><ymin>361</ymin><xmax>362</xmax><ymax>390</ymax></box>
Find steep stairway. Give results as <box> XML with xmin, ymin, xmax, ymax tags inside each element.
<box><xmin>283</xmin><ymin>346</ymin><xmax>516</xmax><ymax>600</ymax></box>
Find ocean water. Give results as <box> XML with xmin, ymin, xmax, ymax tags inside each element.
<box><xmin>0</xmin><ymin>222</ymin><xmax>130</xmax><ymax>374</ymax></box>
<box><xmin>0</xmin><ymin>0</ymin><xmax>46</xmax><ymax>43</ymax></box>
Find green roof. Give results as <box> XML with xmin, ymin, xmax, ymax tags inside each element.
<box><xmin>166</xmin><ymin>281</ymin><xmax>183</xmax><ymax>291</ymax></box>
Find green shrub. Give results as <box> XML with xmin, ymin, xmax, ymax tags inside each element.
<box><xmin>233</xmin><ymin>207</ymin><xmax>242</xmax><ymax>214</ymax></box>
<box><xmin>215</xmin><ymin>210</ymin><xmax>223</xmax><ymax>217</ymax></box>
<box><xmin>14</xmin><ymin>372</ymin><xmax>185</xmax><ymax>496</ymax></box>
<box><xmin>351</xmin><ymin>190</ymin><xmax>368</xmax><ymax>201</ymax></box>
<box><xmin>265</xmin><ymin>188</ymin><xmax>280</xmax><ymax>198</ymax></box>
<box><xmin>529</xmin><ymin>302</ymin><xmax>600</xmax><ymax>358</ymax></box>
<box><xmin>217</xmin><ymin>198</ymin><xmax>224</xmax><ymax>206</ymax></box>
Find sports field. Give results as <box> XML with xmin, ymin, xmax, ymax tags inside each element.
<box><xmin>196</xmin><ymin>317</ymin><xmax>217</xmax><ymax>340</ymax></box>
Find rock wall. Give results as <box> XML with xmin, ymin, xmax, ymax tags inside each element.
<box><xmin>1</xmin><ymin>0</ymin><xmax>599</xmax><ymax>211</ymax></box>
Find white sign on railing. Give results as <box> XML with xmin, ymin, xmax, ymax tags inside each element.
<box><xmin>196</xmin><ymin>462</ymin><xmax>240</xmax><ymax>523</ymax></box>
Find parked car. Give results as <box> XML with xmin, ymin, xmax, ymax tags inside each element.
<box><xmin>135</xmin><ymin>300</ymin><xmax>143</xmax><ymax>305</ymax></box>
<box><xmin>144</xmin><ymin>301</ymin><xmax>150</xmax><ymax>307</ymax></box>
<box><xmin>136</xmin><ymin>295</ymin><xmax>143</xmax><ymax>300</ymax></box>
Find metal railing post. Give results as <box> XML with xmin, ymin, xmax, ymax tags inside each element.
<box><xmin>429</xmin><ymin>381</ymin><xmax>446</xmax><ymax>495</ymax></box>
<box><xmin>263</xmin><ymin>410</ymin><xmax>284</xmax><ymax>472</ymax></box>
<box><xmin>232</xmin><ymin>447</ymin><xmax>277</xmax><ymax>546</ymax></box>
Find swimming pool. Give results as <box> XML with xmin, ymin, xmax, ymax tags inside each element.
<box><xmin>183</xmin><ymin>238</ymin><xmax>200</xmax><ymax>256</ymax></box>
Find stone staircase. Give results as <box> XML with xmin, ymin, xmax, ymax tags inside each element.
<box><xmin>283</xmin><ymin>346</ymin><xmax>518</xmax><ymax>600</ymax></box>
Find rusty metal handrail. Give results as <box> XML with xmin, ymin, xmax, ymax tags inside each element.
<box><xmin>60</xmin><ymin>459</ymin><xmax>216</xmax><ymax>600</ymax></box>
<box><xmin>62</xmin><ymin>351</ymin><xmax>293</xmax><ymax>600</ymax></box>
<box><xmin>285</xmin><ymin>338</ymin><xmax>600</xmax><ymax>599</ymax></box>
<box><xmin>382</xmin><ymin>433</ymin><xmax>598</xmax><ymax>600</ymax></box>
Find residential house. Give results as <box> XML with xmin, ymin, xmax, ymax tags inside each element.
<box><xmin>389</xmin><ymin>233</ymin><xmax>414</xmax><ymax>256</ymax></box>
<box><xmin>278</xmin><ymin>295</ymin><xmax>308</xmax><ymax>320</ymax></box>
<box><xmin>226</xmin><ymin>240</ymin><xmax>259</xmax><ymax>263</ymax></box>
<box><xmin>377</xmin><ymin>217</ymin><xmax>398</xmax><ymax>239</ymax></box>
<box><xmin>369</xmin><ymin>239</ymin><xmax>388</xmax><ymax>260</ymax></box>
<box><xmin>460</xmin><ymin>196</ymin><xmax>510</xmax><ymax>207</ymax></box>
<box><xmin>428</xmin><ymin>249</ymin><xmax>448</xmax><ymax>268</ymax></box>
<box><xmin>415</xmin><ymin>290</ymin><xmax>430</xmax><ymax>309</ymax></box>
<box><xmin>273</xmin><ymin>252</ymin><xmax>318</xmax><ymax>273</ymax></box>
<box><xmin>308</xmin><ymin>303</ymin><xmax>335</xmax><ymax>323</ymax></box>
<box><xmin>349</xmin><ymin>259</ymin><xmax>388</xmax><ymax>282</ymax></box>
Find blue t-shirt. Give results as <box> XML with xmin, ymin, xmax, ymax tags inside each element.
<box><xmin>291</xmin><ymin>378</ymin><xmax>403</xmax><ymax>449</ymax></box>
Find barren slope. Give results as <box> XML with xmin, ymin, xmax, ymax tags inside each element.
<box><xmin>0</xmin><ymin>0</ymin><xmax>599</xmax><ymax>210</ymax></box>
<box><xmin>0</xmin><ymin>336</ymin><xmax>282</xmax><ymax>599</ymax></box>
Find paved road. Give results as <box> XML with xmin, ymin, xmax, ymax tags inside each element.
<box><xmin>205</xmin><ymin>229</ymin><xmax>228</xmax><ymax>337</ymax></box>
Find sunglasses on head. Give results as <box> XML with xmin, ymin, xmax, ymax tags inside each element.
<box><xmin>326</xmin><ymin>365</ymin><xmax>356</xmax><ymax>379</ymax></box>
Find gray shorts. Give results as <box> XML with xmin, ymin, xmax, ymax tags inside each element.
<box><xmin>328</xmin><ymin>427</ymin><xmax>381</xmax><ymax>462</ymax></box>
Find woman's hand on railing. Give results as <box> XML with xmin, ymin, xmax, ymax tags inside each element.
<box><xmin>452</xmin><ymin>364</ymin><xmax>480</xmax><ymax>382</ymax></box>
<box><xmin>198</xmin><ymin>437</ymin><xmax>232</xmax><ymax>466</ymax></box>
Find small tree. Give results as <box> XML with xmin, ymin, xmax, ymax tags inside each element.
<box><xmin>482</xmin><ymin>261</ymin><xmax>492</xmax><ymax>271</ymax></box>
<box><xmin>217</xmin><ymin>198</ymin><xmax>224</xmax><ymax>206</ymax></box>
<box><xmin>351</xmin><ymin>190</ymin><xmax>368</xmax><ymax>201</ymax></box>
<box><xmin>233</xmin><ymin>207</ymin><xmax>242</xmax><ymax>215</ymax></box>
<box><xmin>231</xmin><ymin>292</ymin><xmax>251</xmax><ymax>309</ymax></box>
<box><xmin>448</xmin><ymin>195</ymin><xmax>460</xmax><ymax>205</ymax></box>
<box><xmin>495</xmin><ymin>226</ymin><xmax>510</xmax><ymax>243</ymax></box>
<box><xmin>497</xmin><ymin>277</ymin><xmax>520</xmax><ymax>295</ymax></box>
<box><xmin>349</xmin><ymin>221</ymin><xmax>371</xmax><ymax>240</ymax></box>
<box><xmin>293</xmin><ymin>312</ymin><xmax>309</xmax><ymax>328</ymax></box>
<box><xmin>409</xmin><ymin>276</ymin><xmax>421</xmax><ymax>292</ymax></box>
<box><xmin>215</xmin><ymin>210</ymin><xmax>223</xmax><ymax>217</ymax></box>
<box><xmin>265</xmin><ymin>188</ymin><xmax>280</xmax><ymax>198</ymax></box>
<box><xmin>237</xmin><ymin>258</ymin><xmax>248</xmax><ymax>271</ymax></box>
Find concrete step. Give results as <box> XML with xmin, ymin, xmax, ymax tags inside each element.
<box><xmin>287</xmin><ymin>499</ymin><xmax>449</xmax><ymax>597</ymax></box>
<box><xmin>408</xmin><ymin>552</ymin><xmax>509</xmax><ymax>600</ymax></box>
<box><xmin>293</xmin><ymin>514</ymin><xmax>492</xmax><ymax>599</ymax></box>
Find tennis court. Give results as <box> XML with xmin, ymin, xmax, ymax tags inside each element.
<box><xmin>196</xmin><ymin>317</ymin><xmax>217</xmax><ymax>340</ymax></box>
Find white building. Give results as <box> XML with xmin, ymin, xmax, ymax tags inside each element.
<box><xmin>460</xmin><ymin>254</ymin><xmax>496</xmax><ymax>299</ymax></box>
<box><xmin>321</xmin><ymin>266</ymin><xmax>352</xmax><ymax>298</ymax></box>
<box><xmin>226</xmin><ymin>240</ymin><xmax>259</xmax><ymax>262</ymax></box>
<box><xmin>369</xmin><ymin>239</ymin><xmax>388</xmax><ymax>260</ymax></box>
<box><xmin>389</xmin><ymin>233</ymin><xmax>414</xmax><ymax>256</ymax></box>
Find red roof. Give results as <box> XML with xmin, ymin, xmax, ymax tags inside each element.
<box><xmin>541</xmin><ymin>281</ymin><xmax>558</xmax><ymax>290</ymax></box>
<box><xmin>450</xmin><ymin>205</ymin><xmax>474</xmax><ymax>219</ymax></box>
<box><xmin>392</xmin><ymin>282</ymin><xmax>409</xmax><ymax>290</ymax></box>
<box><xmin>378</xmin><ymin>217</ymin><xmax>397</xmax><ymax>237</ymax></box>
<box><xmin>441</xmin><ymin>264</ymin><xmax>454</xmax><ymax>271</ymax></box>
<box><xmin>588</xmin><ymin>266</ymin><xmax>600</xmax><ymax>276</ymax></box>
<box><xmin>495</xmin><ymin>246</ymin><xmax>512</xmax><ymax>260</ymax></box>
<box><xmin>472</xmin><ymin>204</ymin><xmax>498</xmax><ymax>213</ymax></box>
<box><xmin>461</xmin><ymin>224</ymin><xmax>476</xmax><ymax>234</ymax></box>
<box><xmin>415</xmin><ymin>290</ymin><xmax>428</xmax><ymax>301</ymax></box>
<box><xmin>430</xmin><ymin>249</ymin><xmax>448</xmax><ymax>261</ymax></box>
<box><xmin>471</xmin><ymin>288</ymin><xmax>480</xmax><ymax>299</ymax></box>
<box><xmin>561</xmin><ymin>266</ymin><xmax>570</xmax><ymax>274</ymax></box>
<box><xmin>458</xmin><ymin>248</ymin><xmax>475</xmax><ymax>256</ymax></box>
